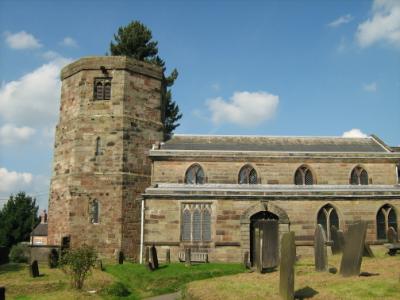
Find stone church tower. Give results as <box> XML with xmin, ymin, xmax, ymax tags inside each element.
<box><xmin>47</xmin><ymin>56</ymin><xmax>164</xmax><ymax>259</ymax></box>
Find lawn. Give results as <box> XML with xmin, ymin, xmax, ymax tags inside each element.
<box><xmin>0</xmin><ymin>261</ymin><xmax>246</xmax><ymax>299</ymax></box>
<box><xmin>184</xmin><ymin>247</ymin><xmax>400</xmax><ymax>300</ymax></box>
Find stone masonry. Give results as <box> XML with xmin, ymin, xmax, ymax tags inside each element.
<box><xmin>47</xmin><ymin>56</ymin><xmax>164</xmax><ymax>259</ymax></box>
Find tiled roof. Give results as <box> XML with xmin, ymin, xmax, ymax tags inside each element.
<box><xmin>160</xmin><ymin>135</ymin><xmax>388</xmax><ymax>153</ymax></box>
<box><xmin>31</xmin><ymin>223</ymin><xmax>48</xmax><ymax>236</ymax></box>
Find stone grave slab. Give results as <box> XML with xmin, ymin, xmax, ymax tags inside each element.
<box><xmin>0</xmin><ymin>286</ymin><xmax>5</xmax><ymax>300</ymax></box>
<box><xmin>314</xmin><ymin>224</ymin><xmax>328</xmax><ymax>272</ymax></box>
<box><xmin>279</xmin><ymin>231</ymin><xmax>296</xmax><ymax>300</ymax></box>
<box><xmin>339</xmin><ymin>221</ymin><xmax>367</xmax><ymax>277</ymax></box>
<box><xmin>185</xmin><ymin>248</ymin><xmax>191</xmax><ymax>266</ymax></box>
<box><xmin>30</xmin><ymin>260</ymin><xmax>40</xmax><ymax>278</ymax></box>
<box><xmin>330</xmin><ymin>226</ymin><xmax>342</xmax><ymax>255</ymax></box>
<box><xmin>118</xmin><ymin>251</ymin><xmax>124</xmax><ymax>264</ymax></box>
<box><xmin>166</xmin><ymin>248</ymin><xmax>170</xmax><ymax>264</ymax></box>
<box><xmin>150</xmin><ymin>245</ymin><xmax>159</xmax><ymax>269</ymax></box>
<box><xmin>387</xmin><ymin>227</ymin><xmax>398</xmax><ymax>243</ymax></box>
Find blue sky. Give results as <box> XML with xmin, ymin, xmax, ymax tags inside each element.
<box><xmin>0</xmin><ymin>0</ymin><xmax>399</xmax><ymax>209</ymax></box>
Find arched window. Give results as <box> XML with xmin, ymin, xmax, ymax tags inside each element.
<box><xmin>90</xmin><ymin>200</ymin><xmax>99</xmax><ymax>224</ymax></box>
<box><xmin>104</xmin><ymin>82</ymin><xmax>111</xmax><ymax>100</ymax></box>
<box><xmin>239</xmin><ymin>165</ymin><xmax>258</xmax><ymax>184</ymax></box>
<box><xmin>95</xmin><ymin>81</ymin><xmax>103</xmax><ymax>100</ymax></box>
<box><xmin>181</xmin><ymin>203</ymin><xmax>212</xmax><ymax>242</ymax></box>
<box><xmin>95</xmin><ymin>137</ymin><xmax>101</xmax><ymax>156</ymax></box>
<box><xmin>350</xmin><ymin>166</ymin><xmax>368</xmax><ymax>185</ymax></box>
<box><xmin>377</xmin><ymin>204</ymin><xmax>398</xmax><ymax>240</ymax></box>
<box><xmin>294</xmin><ymin>166</ymin><xmax>314</xmax><ymax>185</ymax></box>
<box><xmin>185</xmin><ymin>164</ymin><xmax>205</xmax><ymax>184</ymax></box>
<box><xmin>317</xmin><ymin>204</ymin><xmax>339</xmax><ymax>241</ymax></box>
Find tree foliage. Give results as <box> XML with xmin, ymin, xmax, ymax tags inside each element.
<box><xmin>60</xmin><ymin>245</ymin><xmax>98</xmax><ymax>290</ymax></box>
<box><xmin>0</xmin><ymin>192</ymin><xmax>39</xmax><ymax>248</ymax></box>
<box><xmin>110</xmin><ymin>21</ymin><xmax>182</xmax><ymax>140</ymax></box>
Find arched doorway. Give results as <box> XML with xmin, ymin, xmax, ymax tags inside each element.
<box><xmin>250</xmin><ymin>211</ymin><xmax>279</xmax><ymax>267</ymax></box>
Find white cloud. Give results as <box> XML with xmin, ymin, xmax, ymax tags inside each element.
<box><xmin>0</xmin><ymin>167</ymin><xmax>33</xmax><ymax>194</ymax></box>
<box><xmin>0</xmin><ymin>124</ymin><xmax>36</xmax><ymax>145</ymax></box>
<box><xmin>328</xmin><ymin>14</ymin><xmax>353</xmax><ymax>28</ymax></box>
<box><xmin>42</xmin><ymin>50</ymin><xmax>63</xmax><ymax>61</ymax></box>
<box><xmin>207</xmin><ymin>91</ymin><xmax>279</xmax><ymax>127</ymax></box>
<box><xmin>0</xmin><ymin>57</ymin><xmax>71</xmax><ymax>128</ymax></box>
<box><xmin>211</xmin><ymin>83</ymin><xmax>220</xmax><ymax>91</ymax></box>
<box><xmin>342</xmin><ymin>128</ymin><xmax>368</xmax><ymax>138</ymax></box>
<box><xmin>60</xmin><ymin>36</ymin><xmax>78</xmax><ymax>48</ymax></box>
<box><xmin>4</xmin><ymin>31</ymin><xmax>42</xmax><ymax>49</ymax></box>
<box><xmin>363</xmin><ymin>82</ymin><xmax>378</xmax><ymax>92</ymax></box>
<box><xmin>356</xmin><ymin>0</ymin><xmax>400</xmax><ymax>48</ymax></box>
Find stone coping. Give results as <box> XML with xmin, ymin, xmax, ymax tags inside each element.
<box><xmin>143</xmin><ymin>184</ymin><xmax>400</xmax><ymax>199</ymax></box>
<box><xmin>149</xmin><ymin>149</ymin><xmax>400</xmax><ymax>160</ymax></box>
<box><xmin>61</xmin><ymin>56</ymin><xmax>163</xmax><ymax>80</ymax></box>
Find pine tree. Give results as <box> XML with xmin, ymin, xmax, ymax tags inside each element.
<box><xmin>110</xmin><ymin>21</ymin><xmax>182</xmax><ymax>140</ymax></box>
<box><xmin>0</xmin><ymin>192</ymin><xmax>39</xmax><ymax>247</ymax></box>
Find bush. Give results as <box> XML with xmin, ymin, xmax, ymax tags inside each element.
<box><xmin>9</xmin><ymin>243</ymin><xmax>29</xmax><ymax>263</ymax></box>
<box><xmin>60</xmin><ymin>245</ymin><xmax>97</xmax><ymax>289</ymax></box>
<box><xmin>103</xmin><ymin>282</ymin><xmax>131</xmax><ymax>297</ymax></box>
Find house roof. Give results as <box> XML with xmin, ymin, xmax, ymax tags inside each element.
<box><xmin>31</xmin><ymin>223</ymin><xmax>48</xmax><ymax>237</ymax></box>
<box><xmin>159</xmin><ymin>134</ymin><xmax>389</xmax><ymax>153</ymax></box>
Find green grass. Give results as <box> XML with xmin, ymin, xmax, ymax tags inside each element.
<box><xmin>104</xmin><ymin>262</ymin><xmax>247</xmax><ymax>299</ymax></box>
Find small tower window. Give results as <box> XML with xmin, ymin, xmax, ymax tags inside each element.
<box><xmin>294</xmin><ymin>165</ymin><xmax>314</xmax><ymax>185</ymax></box>
<box><xmin>185</xmin><ymin>164</ymin><xmax>205</xmax><ymax>184</ymax></box>
<box><xmin>90</xmin><ymin>200</ymin><xmax>99</xmax><ymax>224</ymax></box>
<box><xmin>94</xmin><ymin>78</ymin><xmax>112</xmax><ymax>100</ymax></box>
<box><xmin>95</xmin><ymin>137</ymin><xmax>101</xmax><ymax>156</ymax></box>
<box><xmin>350</xmin><ymin>166</ymin><xmax>368</xmax><ymax>185</ymax></box>
<box><xmin>239</xmin><ymin>165</ymin><xmax>258</xmax><ymax>184</ymax></box>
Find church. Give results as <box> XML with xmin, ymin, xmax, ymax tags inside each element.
<box><xmin>47</xmin><ymin>56</ymin><xmax>400</xmax><ymax>263</ymax></box>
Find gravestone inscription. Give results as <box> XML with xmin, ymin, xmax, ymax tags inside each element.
<box><xmin>339</xmin><ymin>221</ymin><xmax>367</xmax><ymax>277</ymax></box>
<box><xmin>314</xmin><ymin>224</ymin><xmax>328</xmax><ymax>272</ymax></box>
<box><xmin>279</xmin><ymin>231</ymin><xmax>296</xmax><ymax>300</ymax></box>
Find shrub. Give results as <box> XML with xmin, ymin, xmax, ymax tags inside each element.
<box><xmin>103</xmin><ymin>282</ymin><xmax>131</xmax><ymax>297</ymax></box>
<box><xmin>60</xmin><ymin>245</ymin><xmax>97</xmax><ymax>289</ymax></box>
<box><xmin>9</xmin><ymin>243</ymin><xmax>29</xmax><ymax>263</ymax></box>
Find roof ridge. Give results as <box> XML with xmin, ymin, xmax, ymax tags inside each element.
<box><xmin>172</xmin><ymin>134</ymin><xmax>372</xmax><ymax>139</ymax></box>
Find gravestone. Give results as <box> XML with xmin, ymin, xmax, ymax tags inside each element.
<box><xmin>48</xmin><ymin>248</ymin><xmax>59</xmax><ymax>268</ymax></box>
<box><xmin>314</xmin><ymin>224</ymin><xmax>328</xmax><ymax>272</ymax></box>
<box><xmin>145</xmin><ymin>246</ymin><xmax>150</xmax><ymax>263</ymax></box>
<box><xmin>30</xmin><ymin>260</ymin><xmax>40</xmax><ymax>278</ymax></box>
<box><xmin>339</xmin><ymin>221</ymin><xmax>367</xmax><ymax>277</ymax></box>
<box><xmin>330</xmin><ymin>226</ymin><xmax>342</xmax><ymax>255</ymax></box>
<box><xmin>0</xmin><ymin>286</ymin><xmax>4</xmax><ymax>300</ymax></box>
<box><xmin>166</xmin><ymin>248</ymin><xmax>171</xmax><ymax>264</ymax></box>
<box><xmin>118</xmin><ymin>251</ymin><xmax>124</xmax><ymax>264</ymax></box>
<box><xmin>96</xmin><ymin>259</ymin><xmax>104</xmax><ymax>271</ymax></box>
<box><xmin>243</xmin><ymin>251</ymin><xmax>250</xmax><ymax>269</ymax></box>
<box><xmin>337</xmin><ymin>230</ymin><xmax>345</xmax><ymax>250</ymax></box>
<box><xmin>363</xmin><ymin>243</ymin><xmax>374</xmax><ymax>258</ymax></box>
<box><xmin>387</xmin><ymin>227</ymin><xmax>398</xmax><ymax>243</ymax></box>
<box><xmin>185</xmin><ymin>248</ymin><xmax>191</xmax><ymax>266</ymax></box>
<box><xmin>150</xmin><ymin>245</ymin><xmax>159</xmax><ymax>269</ymax></box>
<box><xmin>279</xmin><ymin>232</ymin><xmax>296</xmax><ymax>300</ymax></box>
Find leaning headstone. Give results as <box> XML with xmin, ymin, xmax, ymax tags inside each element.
<box><xmin>330</xmin><ymin>226</ymin><xmax>342</xmax><ymax>255</ymax></box>
<box><xmin>387</xmin><ymin>227</ymin><xmax>398</xmax><ymax>243</ymax></box>
<box><xmin>339</xmin><ymin>221</ymin><xmax>367</xmax><ymax>277</ymax></box>
<box><xmin>118</xmin><ymin>251</ymin><xmax>124</xmax><ymax>264</ymax></box>
<box><xmin>166</xmin><ymin>248</ymin><xmax>171</xmax><ymax>264</ymax></box>
<box><xmin>150</xmin><ymin>245</ymin><xmax>159</xmax><ymax>269</ymax></box>
<box><xmin>48</xmin><ymin>248</ymin><xmax>59</xmax><ymax>268</ymax></box>
<box><xmin>185</xmin><ymin>248</ymin><xmax>191</xmax><ymax>266</ymax></box>
<box><xmin>30</xmin><ymin>260</ymin><xmax>40</xmax><ymax>278</ymax></box>
<box><xmin>314</xmin><ymin>224</ymin><xmax>328</xmax><ymax>272</ymax></box>
<box><xmin>243</xmin><ymin>251</ymin><xmax>250</xmax><ymax>269</ymax></box>
<box><xmin>0</xmin><ymin>286</ymin><xmax>5</xmax><ymax>300</ymax></box>
<box><xmin>363</xmin><ymin>243</ymin><xmax>374</xmax><ymax>257</ymax></box>
<box><xmin>279</xmin><ymin>232</ymin><xmax>296</xmax><ymax>300</ymax></box>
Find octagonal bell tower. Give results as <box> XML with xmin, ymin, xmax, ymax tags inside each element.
<box><xmin>48</xmin><ymin>56</ymin><xmax>164</xmax><ymax>259</ymax></box>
